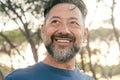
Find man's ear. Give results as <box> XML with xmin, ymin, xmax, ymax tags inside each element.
<box><xmin>40</xmin><ymin>24</ymin><xmax>45</xmax><ymax>40</ymax></box>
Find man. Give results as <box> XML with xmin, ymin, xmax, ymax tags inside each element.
<box><xmin>5</xmin><ymin>0</ymin><xmax>95</xmax><ymax>80</ymax></box>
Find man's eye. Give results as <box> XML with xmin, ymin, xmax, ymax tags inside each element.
<box><xmin>51</xmin><ymin>20</ymin><xmax>60</xmax><ymax>24</ymax></box>
<box><xmin>70</xmin><ymin>21</ymin><xmax>79</xmax><ymax>26</ymax></box>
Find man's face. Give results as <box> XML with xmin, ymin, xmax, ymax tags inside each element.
<box><xmin>41</xmin><ymin>3</ymin><xmax>88</xmax><ymax>62</ymax></box>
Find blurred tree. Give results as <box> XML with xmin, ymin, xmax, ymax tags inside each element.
<box><xmin>0</xmin><ymin>0</ymin><xmax>120</xmax><ymax>79</ymax></box>
<box><xmin>0</xmin><ymin>0</ymin><xmax>48</xmax><ymax>63</ymax></box>
<box><xmin>87</xmin><ymin>33</ymin><xmax>98</xmax><ymax>80</ymax></box>
<box><xmin>0</xmin><ymin>70</ymin><xmax>3</xmax><ymax>80</ymax></box>
<box><xmin>85</xmin><ymin>0</ymin><xmax>120</xmax><ymax>79</ymax></box>
<box><xmin>102</xmin><ymin>0</ymin><xmax>120</xmax><ymax>52</ymax></box>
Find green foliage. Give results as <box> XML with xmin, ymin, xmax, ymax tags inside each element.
<box><xmin>89</xmin><ymin>27</ymin><xmax>118</xmax><ymax>41</ymax></box>
<box><xmin>111</xmin><ymin>64</ymin><xmax>120</xmax><ymax>75</ymax></box>
<box><xmin>0</xmin><ymin>29</ymin><xmax>26</xmax><ymax>44</ymax></box>
<box><xmin>0</xmin><ymin>36</ymin><xmax>4</xmax><ymax>43</ymax></box>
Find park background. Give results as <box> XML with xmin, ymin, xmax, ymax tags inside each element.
<box><xmin>0</xmin><ymin>0</ymin><xmax>120</xmax><ymax>80</ymax></box>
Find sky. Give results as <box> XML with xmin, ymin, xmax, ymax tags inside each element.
<box><xmin>85</xmin><ymin>0</ymin><xmax>120</xmax><ymax>30</ymax></box>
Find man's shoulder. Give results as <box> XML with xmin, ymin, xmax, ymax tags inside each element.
<box><xmin>4</xmin><ymin>68</ymin><xmax>28</xmax><ymax>80</ymax></box>
<box><xmin>79</xmin><ymin>70</ymin><xmax>95</xmax><ymax>80</ymax></box>
<box><xmin>4</xmin><ymin>63</ymin><xmax>43</xmax><ymax>80</ymax></box>
<box><xmin>5</xmin><ymin>67</ymin><xmax>32</xmax><ymax>79</ymax></box>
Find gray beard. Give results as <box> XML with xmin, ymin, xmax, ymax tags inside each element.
<box><xmin>46</xmin><ymin>43</ymin><xmax>79</xmax><ymax>63</ymax></box>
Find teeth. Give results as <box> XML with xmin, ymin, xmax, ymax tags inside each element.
<box><xmin>57</xmin><ymin>40</ymin><xmax>70</xmax><ymax>42</ymax></box>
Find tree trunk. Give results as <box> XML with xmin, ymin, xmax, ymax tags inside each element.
<box><xmin>87</xmin><ymin>34</ymin><xmax>98</xmax><ymax>80</ymax></box>
<box><xmin>80</xmin><ymin>49</ymin><xmax>85</xmax><ymax>72</ymax></box>
<box><xmin>111</xmin><ymin>0</ymin><xmax>120</xmax><ymax>64</ymax></box>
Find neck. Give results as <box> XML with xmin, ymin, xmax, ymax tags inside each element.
<box><xmin>43</xmin><ymin>53</ymin><xmax>76</xmax><ymax>70</ymax></box>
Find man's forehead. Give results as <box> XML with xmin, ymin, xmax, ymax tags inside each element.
<box><xmin>45</xmin><ymin>3</ymin><xmax>83</xmax><ymax>23</ymax></box>
<box><xmin>55</xmin><ymin>3</ymin><xmax>76</xmax><ymax>9</ymax></box>
<box><xmin>67</xmin><ymin>3</ymin><xmax>76</xmax><ymax>10</ymax></box>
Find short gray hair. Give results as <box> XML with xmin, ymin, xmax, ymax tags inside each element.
<box><xmin>44</xmin><ymin>0</ymin><xmax>87</xmax><ymax>18</ymax></box>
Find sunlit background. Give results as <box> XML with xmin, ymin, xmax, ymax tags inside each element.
<box><xmin>0</xmin><ymin>0</ymin><xmax>120</xmax><ymax>80</ymax></box>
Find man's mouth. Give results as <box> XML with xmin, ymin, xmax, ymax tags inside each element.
<box><xmin>55</xmin><ymin>38</ymin><xmax>72</xmax><ymax>43</ymax></box>
<box><xmin>51</xmin><ymin>34</ymin><xmax>75</xmax><ymax>46</ymax></box>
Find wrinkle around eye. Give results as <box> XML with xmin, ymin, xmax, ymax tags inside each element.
<box><xmin>69</xmin><ymin>21</ymin><xmax>81</xmax><ymax>28</ymax></box>
<box><xmin>50</xmin><ymin>20</ymin><xmax>61</xmax><ymax>26</ymax></box>
<box><xmin>71</xmin><ymin>21</ymin><xmax>79</xmax><ymax>25</ymax></box>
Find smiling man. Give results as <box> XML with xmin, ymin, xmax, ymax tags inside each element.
<box><xmin>42</xmin><ymin>2</ymin><xmax>86</xmax><ymax>69</ymax></box>
<box><xmin>5</xmin><ymin>0</ymin><xmax>95</xmax><ymax>80</ymax></box>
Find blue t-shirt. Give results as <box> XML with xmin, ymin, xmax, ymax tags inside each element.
<box><xmin>5</xmin><ymin>62</ymin><xmax>94</xmax><ymax>80</ymax></box>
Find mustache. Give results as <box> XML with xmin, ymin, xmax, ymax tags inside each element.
<box><xmin>51</xmin><ymin>33</ymin><xmax>75</xmax><ymax>41</ymax></box>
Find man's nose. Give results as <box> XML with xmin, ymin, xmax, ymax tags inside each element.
<box><xmin>58</xmin><ymin>24</ymin><xmax>71</xmax><ymax>34</ymax></box>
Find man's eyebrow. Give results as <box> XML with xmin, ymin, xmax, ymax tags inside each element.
<box><xmin>51</xmin><ymin>16</ymin><xmax>61</xmax><ymax>19</ymax></box>
<box><xmin>49</xmin><ymin>16</ymin><xmax>78</xmax><ymax>21</ymax></box>
<box><xmin>69</xmin><ymin>17</ymin><xmax>78</xmax><ymax>20</ymax></box>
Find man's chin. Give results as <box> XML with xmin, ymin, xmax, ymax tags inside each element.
<box><xmin>45</xmin><ymin>43</ymin><xmax>80</xmax><ymax>62</ymax></box>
